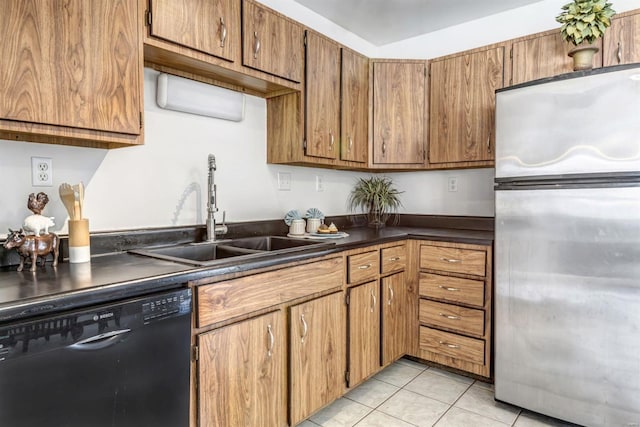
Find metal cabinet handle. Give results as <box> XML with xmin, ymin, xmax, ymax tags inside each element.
<box><xmin>617</xmin><ymin>42</ymin><xmax>622</xmax><ymax>63</ymax></box>
<box><xmin>348</xmin><ymin>137</ymin><xmax>353</xmax><ymax>152</ymax></box>
<box><xmin>487</xmin><ymin>130</ymin><xmax>492</xmax><ymax>154</ymax></box>
<box><xmin>440</xmin><ymin>257</ymin><xmax>461</xmax><ymax>263</ymax></box>
<box><xmin>219</xmin><ymin>17</ymin><xmax>227</xmax><ymax>48</ymax></box>
<box><xmin>438</xmin><ymin>285</ymin><xmax>460</xmax><ymax>292</ymax></box>
<box><xmin>370</xmin><ymin>289</ymin><xmax>376</xmax><ymax>313</ymax></box>
<box><xmin>300</xmin><ymin>313</ymin><xmax>308</xmax><ymax>343</ymax></box>
<box><xmin>253</xmin><ymin>32</ymin><xmax>261</xmax><ymax>59</ymax></box>
<box><xmin>329</xmin><ymin>131</ymin><xmax>334</xmax><ymax>150</ymax></box>
<box><xmin>358</xmin><ymin>264</ymin><xmax>372</xmax><ymax>270</ymax></box>
<box><xmin>438</xmin><ymin>340</ymin><xmax>460</xmax><ymax>349</ymax></box>
<box><xmin>267</xmin><ymin>324</ymin><xmax>274</xmax><ymax>357</ymax></box>
<box><xmin>439</xmin><ymin>313</ymin><xmax>460</xmax><ymax>320</ymax></box>
<box><xmin>388</xmin><ymin>283</ymin><xmax>394</xmax><ymax>305</ymax></box>
<box><xmin>388</xmin><ymin>256</ymin><xmax>401</xmax><ymax>261</ymax></box>
<box><xmin>382</xmin><ymin>140</ymin><xmax>386</xmax><ymax>154</ymax></box>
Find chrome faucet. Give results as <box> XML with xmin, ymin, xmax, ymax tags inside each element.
<box><xmin>206</xmin><ymin>154</ymin><xmax>227</xmax><ymax>241</ymax></box>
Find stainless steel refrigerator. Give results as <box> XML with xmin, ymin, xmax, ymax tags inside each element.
<box><xmin>494</xmin><ymin>65</ymin><xmax>640</xmax><ymax>427</ymax></box>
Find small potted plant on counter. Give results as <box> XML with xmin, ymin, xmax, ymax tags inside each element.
<box><xmin>556</xmin><ymin>0</ymin><xmax>616</xmax><ymax>70</ymax></box>
<box><xmin>348</xmin><ymin>176</ymin><xmax>403</xmax><ymax>228</ymax></box>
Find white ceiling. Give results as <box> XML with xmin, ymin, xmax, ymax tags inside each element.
<box><xmin>293</xmin><ymin>0</ymin><xmax>547</xmax><ymax>46</ymax></box>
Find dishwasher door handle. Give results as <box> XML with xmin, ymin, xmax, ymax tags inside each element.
<box><xmin>68</xmin><ymin>329</ymin><xmax>132</xmax><ymax>351</ymax></box>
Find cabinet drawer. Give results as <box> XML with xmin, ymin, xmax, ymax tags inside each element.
<box><xmin>348</xmin><ymin>251</ymin><xmax>379</xmax><ymax>284</ymax></box>
<box><xmin>419</xmin><ymin>300</ymin><xmax>484</xmax><ymax>337</ymax></box>
<box><xmin>420</xmin><ymin>245</ymin><xmax>486</xmax><ymax>276</ymax></box>
<box><xmin>197</xmin><ymin>257</ymin><xmax>343</xmax><ymax>327</ymax></box>
<box><xmin>420</xmin><ymin>326</ymin><xmax>484</xmax><ymax>365</ymax></box>
<box><xmin>419</xmin><ymin>273</ymin><xmax>485</xmax><ymax>308</ymax></box>
<box><xmin>381</xmin><ymin>245</ymin><xmax>406</xmax><ymax>274</ymax></box>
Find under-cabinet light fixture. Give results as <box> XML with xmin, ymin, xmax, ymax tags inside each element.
<box><xmin>156</xmin><ymin>73</ymin><xmax>245</xmax><ymax>122</ymax></box>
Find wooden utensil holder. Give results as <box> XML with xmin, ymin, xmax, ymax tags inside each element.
<box><xmin>69</xmin><ymin>219</ymin><xmax>90</xmax><ymax>263</ymax></box>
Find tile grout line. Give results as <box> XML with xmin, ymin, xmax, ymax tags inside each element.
<box><xmin>428</xmin><ymin>379</ymin><xmax>475</xmax><ymax>426</ymax></box>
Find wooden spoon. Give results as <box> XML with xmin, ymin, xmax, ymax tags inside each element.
<box><xmin>59</xmin><ymin>183</ymin><xmax>76</xmax><ymax>219</ymax></box>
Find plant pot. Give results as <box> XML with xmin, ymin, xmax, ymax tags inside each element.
<box><xmin>568</xmin><ymin>45</ymin><xmax>599</xmax><ymax>71</ymax></box>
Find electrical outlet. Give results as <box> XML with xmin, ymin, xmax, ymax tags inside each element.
<box><xmin>315</xmin><ymin>175</ymin><xmax>324</xmax><ymax>192</ymax></box>
<box><xmin>448</xmin><ymin>176</ymin><xmax>458</xmax><ymax>192</ymax></box>
<box><xmin>277</xmin><ymin>172</ymin><xmax>291</xmax><ymax>191</ymax></box>
<box><xmin>32</xmin><ymin>157</ymin><xmax>53</xmax><ymax>187</ymax></box>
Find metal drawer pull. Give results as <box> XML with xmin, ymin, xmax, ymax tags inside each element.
<box><xmin>358</xmin><ymin>264</ymin><xmax>372</xmax><ymax>270</ymax></box>
<box><xmin>348</xmin><ymin>137</ymin><xmax>353</xmax><ymax>151</ymax></box>
<box><xmin>267</xmin><ymin>324</ymin><xmax>274</xmax><ymax>357</ymax></box>
<box><xmin>388</xmin><ymin>283</ymin><xmax>394</xmax><ymax>305</ymax></box>
<box><xmin>439</xmin><ymin>313</ymin><xmax>460</xmax><ymax>320</ymax></box>
<box><xmin>253</xmin><ymin>32</ymin><xmax>261</xmax><ymax>59</ymax></box>
<box><xmin>440</xmin><ymin>257</ymin><xmax>461</xmax><ymax>263</ymax></box>
<box><xmin>388</xmin><ymin>256</ymin><xmax>401</xmax><ymax>261</ymax></box>
<box><xmin>438</xmin><ymin>340</ymin><xmax>460</xmax><ymax>349</ymax></box>
<box><xmin>487</xmin><ymin>130</ymin><xmax>492</xmax><ymax>154</ymax></box>
<box><xmin>617</xmin><ymin>42</ymin><xmax>622</xmax><ymax>63</ymax></box>
<box><xmin>438</xmin><ymin>285</ymin><xmax>460</xmax><ymax>292</ymax></box>
<box><xmin>382</xmin><ymin>140</ymin><xmax>387</xmax><ymax>154</ymax></box>
<box><xmin>300</xmin><ymin>314</ymin><xmax>308</xmax><ymax>343</ymax></box>
<box><xmin>329</xmin><ymin>131</ymin><xmax>335</xmax><ymax>150</ymax></box>
<box><xmin>219</xmin><ymin>17</ymin><xmax>227</xmax><ymax>47</ymax></box>
<box><xmin>370</xmin><ymin>289</ymin><xmax>376</xmax><ymax>312</ymax></box>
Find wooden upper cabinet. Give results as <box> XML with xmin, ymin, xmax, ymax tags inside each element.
<box><xmin>305</xmin><ymin>31</ymin><xmax>341</xmax><ymax>160</ymax></box>
<box><xmin>372</xmin><ymin>61</ymin><xmax>426</xmax><ymax>165</ymax></box>
<box><xmin>242</xmin><ymin>0</ymin><xmax>304</xmax><ymax>82</ymax></box>
<box><xmin>0</xmin><ymin>0</ymin><xmax>142</xmax><ymax>145</ymax></box>
<box><xmin>341</xmin><ymin>49</ymin><xmax>368</xmax><ymax>164</ymax></box>
<box><xmin>511</xmin><ymin>32</ymin><xmax>603</xmax><ymax>85</ymax></box>
<box><xmin>429</xmin><ymin>47</ymin><xmax>504</xmax><ymax>165</ymax></box>
<box><xmin>149</xmin><ymin>0</ymin><xmax>239</xmax><ymax>62</ymax></box>
<box><xmin>603</xmin><ymin>10</ymin><xmax>640</xmax><ymax>66</ymax></box>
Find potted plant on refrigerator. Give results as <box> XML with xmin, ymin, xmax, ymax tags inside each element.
<box><xmin>348</xmin><ymin>176</ymin><xmax>403</xmax><ymax>228</ymax></box>
<box><xmin>556</xmin><ymin>0</ymin><xmax>616</xmax><ymax>71</ymax></box>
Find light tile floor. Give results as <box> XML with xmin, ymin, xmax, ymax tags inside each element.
<box><xmin>298</xmin><ymin>358</ymin><xmax>578</xmax><ymax>427</ymax></box>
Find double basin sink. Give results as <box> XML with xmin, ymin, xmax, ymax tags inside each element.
<box><xmin>129</xmin><ymin>236</ymin><xmax>334</xmax><ymax>267</ymax></box>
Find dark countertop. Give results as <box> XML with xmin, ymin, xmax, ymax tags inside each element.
<box><xmin>0</xmin><ymin>225</ymin><xmax>493</xmax><ymax>324</ymax></box>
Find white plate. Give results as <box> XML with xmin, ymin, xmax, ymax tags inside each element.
<box><xmin>287</xmin><ymin>232</ymin><xmax>349</xmax><ymax>239</ymax></box>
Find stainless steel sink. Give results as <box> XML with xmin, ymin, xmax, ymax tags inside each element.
<box><xmin>129</xmin><ymin>236</ymin><xmax>332</xmax><ymax>266</ymax></box>
<box><xmin>222</xmin><ymin>236</ymin><xmax>321</xmax><ymax>251</ymax></box>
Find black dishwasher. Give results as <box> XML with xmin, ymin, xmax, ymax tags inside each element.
<box><xmin>0</xmin><ymin>288</ymin><xmax>192</xmax><ymax>427</ymax></box>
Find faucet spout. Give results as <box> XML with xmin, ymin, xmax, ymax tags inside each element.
<box><xmin>206</xmin><ymin>154</ymin><xmax>218</xmax><ymax>242</ymax></box>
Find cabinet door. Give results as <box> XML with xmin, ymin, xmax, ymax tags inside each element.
<box><xmin>290</xmin><ymin>292</ymin><xmax>346</xmax><ymax>425</ymax></box>
<box><xmin>0</xmin><ymin>0</ymin><xmax>141</xmax><ymax>135</ymax></box>
<box><xmin>149</xmin><ymin>0</ymin><xmax>239</xmax><ymax>62</ymax></box>
<box><xmin>381</xmin><ymin>272</ymin><xmax>413</xmax><ymax>365</ymax></box>
<box><xmin>512</xmin><ymin>33</ymin><xmax>603</xmax><ymax>85</ymax></box>
<box><xmin>429</xmin><ymin>48</ymin><xmax>504</xmax><ymax>164</ymax></box>
<box><xmin>198</xmin><ymin>311</ymin><xmax>287</xmax><ymax>427</ymax></box>
<box><xmin>603</xmin><ymin>11</ymin><xmax>640</xmax><ymax>66</ymax></box>
<box><xmin>305</xmin><ymin>31</ymin><xmax>341</xmax><ymax>160</ymax></box>
<box><xmin>373</xmin><ymin>62</ymin><xmax>426</xmax><ymax>165</ymax></box>
<box><xmin>341</xmin><ymin>49</ymin><xmax>368</xmax><ymax>163</ymax></box>
<box><xmin>347</xmin><ymin>281</ymin><xmax>380</xmax><ymax>387</ymax></box>
<box><xmin>242</xmin><ymin>0</ymin><xmax>303</xmax><ymax>82</ymax></box>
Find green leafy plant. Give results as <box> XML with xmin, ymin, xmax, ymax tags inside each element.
<box><xmin>348</xmin><ymin>176</ymin><xmax>403</xmax><ymax>228</ymax></box>
<box><xmin>556</xmin><ymin>0</ymin><xmax>616</xmax><ymax>46</ymax></box>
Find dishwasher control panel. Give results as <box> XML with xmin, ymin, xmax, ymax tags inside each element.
<box><xmin>142</xmin><ymin>288</ymin><xmax>192</xmax><ymax>323</ymax></box>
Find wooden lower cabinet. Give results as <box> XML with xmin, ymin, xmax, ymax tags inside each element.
<box><xmin>416</xmin><ymin>240</ymin><xmax>493</xmax><ymax>378</ymax></box>
<box><xmin>290</xmin><ymin>292</ymin><xmax>346</xmax><ymax>425</ymax></box>
<box><xmin>381</xmin><ymin>272</ymin><xmax>414</xmax><ymax>365</ymax></box>
<box><xmin>347</xmin><ymin>281</ymin><xmax>380</xmax><ymax>387</ymax></box>
<box><xmin>197</xmin><ymin>310</ymin><xmax>287</xmax><ymax>427</ymax></box>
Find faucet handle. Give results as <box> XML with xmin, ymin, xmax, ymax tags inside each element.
<box><xmin>214</xmin><ymin>210</ymin><xmax>228</xmax><ymax>236</ymax></box>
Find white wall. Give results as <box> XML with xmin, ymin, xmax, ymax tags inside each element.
<box><xmin>377</xmin><ymin>0</ymin><xmax>640</xmax><ymax>58</ymax></box>
<box><xmin>5</xmin><ymin>0</ymin><xmax>634</xmax><ymax>236</ymax></box>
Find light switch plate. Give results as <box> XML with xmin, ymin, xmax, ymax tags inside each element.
<box><xmin>277</xmin><ymin>172</ymin><xmax>291</xmax><ymax>191</ymax></box>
